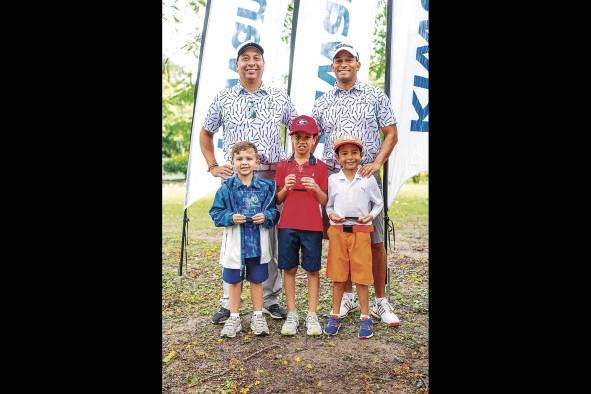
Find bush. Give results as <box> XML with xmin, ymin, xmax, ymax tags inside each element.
<box><xmin>410</xmin><ymin>171</ymin><xmax>429</xmax><ymax>184</ymax></box>
<box><xmin>163</xmin><ymin>155</ymin><xmax>188</xmax><ymax>175</ymax></box>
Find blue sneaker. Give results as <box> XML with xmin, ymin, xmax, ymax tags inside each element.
<box><xmin>358</xmin><ymin>318</ymin><xmax>374</xmax><ymax>339</ymax></box>
<box><xmin>323</xmin><ymin>315</ymin><xmax>342</xmax><ymax>336</ymax></box>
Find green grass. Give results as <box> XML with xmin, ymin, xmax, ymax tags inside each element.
<box><xmin>163</xmin><ymin>181</ymin><xmax>428</xmax><ymax>243</ymax></box>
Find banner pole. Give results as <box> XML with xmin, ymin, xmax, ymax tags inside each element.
<box><xmin>179</xmin><ymin>209</ymin><xmax>189</xmax><ymax>276</ymax></box>
<box><xmin>383</xmin><ymin>0</ymin><xmax>394</xmax><ymax>300</ymax></box>
<box><xmin>178</xmin><ymin>0</ymin><xmax>212</xmax><ymax>277</ymax></box>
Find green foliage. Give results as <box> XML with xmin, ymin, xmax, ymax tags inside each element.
<box><xmin>162</xmin><ymin>61</ymin><xmax>195</xmax><ymax>158</ymax></box>
<box><xmin>163</xmin><ymin>154</ymin><xmax>189</xmax><ymax>175</ymax></box>
<box><xmin>369</xmin><ymin>0</ymin><xmax>387</xmax><ymax>90</ymax></box>
<box><xmin>410</xmin><ymin>171</ymin><xmax>429</xmax><ymax>184</ymax></box>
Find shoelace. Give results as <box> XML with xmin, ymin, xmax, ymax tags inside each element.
<box><xmin>306</xmin><ymin>315</ymin><xmax>320</xmax><ymax>327</ymax></box>
<box><xmin>224</xmin><ymin>317</ymin><xmax>239</xmax><ymax>331</ymax></box>
<box><xmin>254</xmin><ymin>315</ymin><xmax>266</xmax><ymax>331</ymax></box>
<box><xmin>327</xmin><ymin>317</ymin><xmax>341</xmax><ymax>327</ymax></box>
<box><xmin>360</xmin><ymin>319</ymin><xmax>372</xmax><ymax>330</ymax></box>
<box><xmin>286</xmin><ymin>314</ymin><xmax>298</xmax><ymax>326</ymax></box>
<box><xmin>380</xmin><ymin>300</ymin><xmax>394</xmax><ymax>314</ymax></box>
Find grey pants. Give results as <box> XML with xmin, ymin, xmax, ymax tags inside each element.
<box><xmin>220</xmin><ymin>170</ymin><xmax>283</xmax><ymax>309</ymax></box>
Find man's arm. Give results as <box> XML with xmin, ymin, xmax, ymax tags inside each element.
<box><xmin>358</xmin><ymin>124</ymin><xmax>398</xmax><ymax>177</ymax></box>
<box><xmin>199</xmin><ymin>128</ymin><xmax>234</xmax><ymax>179</ymax></box>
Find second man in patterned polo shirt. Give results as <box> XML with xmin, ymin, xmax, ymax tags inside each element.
<box><xmin>312</xmin><ymin>42</ymin><xmax>401</xmax><ymax>327</ymax></box>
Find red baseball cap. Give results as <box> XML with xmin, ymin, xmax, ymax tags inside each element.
<box><xmin>289</xmin><ymin>115</ymin><xmax>319</xmax><ymax>136</ymax></box>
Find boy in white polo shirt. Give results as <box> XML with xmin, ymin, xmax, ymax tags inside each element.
<box><xmin>323</xmin><ymin>135</ymin><xmax>383</xmax><ymax>339</ymax></box>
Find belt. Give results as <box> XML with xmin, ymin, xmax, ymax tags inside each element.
<box><xmin>330</xmin><ymin>224</ymin><xmax>374</xmax><ymax>233</ymax></box>
<box><xmin>255</xmin><ymin>164</ymin><xmax>277</xmax><ymax>171</ymax></box>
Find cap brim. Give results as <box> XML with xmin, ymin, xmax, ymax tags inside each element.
<box><xmin>332</xmin><ymin>48</ymin><xmax>358</xmax><ymax>60</ymax></box>
<box><xmin>237</xmin><ymin>43</ymin><xmax>264</xmax><ymax>57</ymax></box>
<box><xmin>334</xmin><ymin>142</ymin><xmax>363</xmax><ymax>152</ymax></box>
<box><xmin>289</xmin><ymin>130</ymin><xmax>317</xmax><ymax>135</ymax></box>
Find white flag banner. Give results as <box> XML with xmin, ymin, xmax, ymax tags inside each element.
<box><xmin>288</xmin><ymin>0</ymin><xmax>379</xmax><ymax>156</ymax></box>
<box><xmin>184</xmin><ymin>0</ymin><xmax>289</xmax><ymax>209</ymax></box>
<box><xmin>386</xmin><ymin>0</ymin><xmax>429</xmax><ymax>207</ymax></box>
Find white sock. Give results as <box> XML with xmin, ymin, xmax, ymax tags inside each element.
<box><xmin>307</xmin><ymin>311</ymin><xmax>317</xmax><ymax>317</ymax></box>
<box><xmin>375</xmin><ymin>297</ymin><xmax>386</xmax><ymax>305</ymax></box>
<box><xmin>360</xmin><ymin>314</ymin><xmax>370</xmax><ymax>320</ymax></box>
<box><xmin>343</xmin><ymin>292</ymin><xmax>354</xmax><ymax>300</ymax></box>
<box><xmin>253</xmin><ymin>311</ymin><xmax>262</xmax><ymax>317</ymax></box>
<box><xmin>230</xmin><ymin>313</ymin><xmax>239</xmax><ymax>318</ymax></box>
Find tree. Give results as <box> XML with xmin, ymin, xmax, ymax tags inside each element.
<box><xmin>162</xmin><ymin>60</ymin><xmax>194</xmax><ymax>159</ymax></box>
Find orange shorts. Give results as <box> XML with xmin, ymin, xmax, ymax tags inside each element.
<box><xmin>326</xmin><ymin>225</ymin><xmax>374</xmax><ymax>285</ymax></box>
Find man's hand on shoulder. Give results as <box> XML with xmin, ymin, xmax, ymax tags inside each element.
<box><xmin>359</xmin><ymin>162</ymin><xmax>381</xmax><ymax>177</ymax></box>
<box><xmin>211</xmin><ymin>164</ymin><xmax>234</xmax><ymax>180</ymax></box>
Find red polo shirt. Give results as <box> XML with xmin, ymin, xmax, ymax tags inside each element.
<box><xmin>275</xmin><ymin>155</ymin><xmax>328</xmax><ymax>231</ymax></box>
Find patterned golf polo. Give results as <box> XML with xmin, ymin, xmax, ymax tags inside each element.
<box><xmin>203</xmin><ymin>82</ymin><xmax>297</xmax><ymax>165</ymax></box>
<box><xmin>312</xmin><ymin>80</ymin><xmax>397</xmax><ymax>168</ymax></box>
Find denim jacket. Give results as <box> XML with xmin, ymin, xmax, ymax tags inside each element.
<box><xmin>209</xmin><ymin>174</ymin><xmax>279</xmax><ymax>270</ymax></box>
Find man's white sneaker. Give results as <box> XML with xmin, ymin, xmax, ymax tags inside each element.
<box><xmin>331</xmin><ymin>294</ymin><xmax>359</xmax><ymax>318</ymax></box>
<box><xmin>281</xmin><ymin>312</ymin><xmax>299</xmax><ymax>336</ymax></box>
<box><xmin>250</xmin><ymin>314</ymin><xmax>270</xmax><ymax>336</ymax></box>
<box><xmin>370</xmin><ymin>299</ymin><xmax>400</xmax><ymax>327</ymax></box>
<box><xmin>305</xmin><ymin>313</ymin><xmax>323</xmax><ymax>336</ymax></box>
<box><xmin>220</xmin><ymin>316</ymin><xmax>242</xmax><ymax>338</ymax></box>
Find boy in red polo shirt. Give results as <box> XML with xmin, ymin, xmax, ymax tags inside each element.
<box><xmin>275</xmin><ymin>115</ymin><xmax>328</xmax><ymax>336</ymax></box>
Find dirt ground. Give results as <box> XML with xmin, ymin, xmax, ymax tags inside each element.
<box><xmin>162</xmin><ymin>203</ymin><xmax>428</xmax><ymax>393</ymax></box>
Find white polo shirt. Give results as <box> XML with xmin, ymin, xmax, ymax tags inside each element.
<box><xmin>326</xmin><ymin>170</ymin><xmax>384</xmax><ymax>226</ymax></box>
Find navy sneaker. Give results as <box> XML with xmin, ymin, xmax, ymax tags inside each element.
<box><xmin>262</xmin><ymin>304</ymin><xmax>287</xmax><ymax>319</ymax></box>
<box><xmin>323</xmin><ymin>315</ymin><xmax>343</xmax><ymax>336</ymax></box>
<box><xmin>358</xmin><ymin>318</ymin><xmax>374</xmax><ymax>339</ymax></box>
<box><xmin>211</xmin><ymin>307</ymin><xmax>230</xmax><ymax>324</ymax></box>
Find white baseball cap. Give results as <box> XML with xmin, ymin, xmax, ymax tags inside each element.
<box><xmin>331</xmin><ymin>42</ymin><xmax>359</xmax><ymax>61</ymax></box>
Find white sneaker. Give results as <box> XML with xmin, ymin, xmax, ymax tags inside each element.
<box><xmin>370</xmin><ymin>299</ymin><xmax>400</xmax><ymax>327</ymax></box>
<box><xmin>220</xmin><ymin>316</ymin><xmax>242</xmax><ymax>338</ymax></box>
<box><xmin>281</xmin><ymin>312</ymin><xmax>299</xmax><ymax>336</ymax></box>
<box><xmin>305</xmin><ymin>313</ymin><xmax>322</xmax><ymax>336</ymax></box>
<box><xmin>330</xmin><ymin>293</ymin><xmax>359</xmax><ymax>318</ymax></box>
<box><xmin>250</xmin><ymin>314</ymin><xmax>270</xmax><ymax>336</ymax></box>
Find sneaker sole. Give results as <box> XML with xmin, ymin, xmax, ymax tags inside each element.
<box><xmin>252</xmin><ymin>330</ymin><xmax>270</xmax><ymax>336</ymax></box>
<box><xmin>332</xmin><ymin>307</ymin><xmax>359</xmax><ymax>319</ymax></box>
<box><xmin>307</xmin><ymin>330</ymin><xmax>323</xmax><ymax>336</ymax></box>
<box><xmin>369</xmin><ymin>311</ymin><xmax>401</xmax><ymax>327</ymax></box>
<box><xmin>212</xmin><ymin>316</ymin><xmax>229</xmax><ymax>324</ymax></box>
<box><xmin>358</xmin><ymin>332</ymin><xmax>374</xmax><ymax>339</ymax></box>
<box><xmin>220</xmin><ymin>327</ymin><xmax>241</xmax><ymax>338</ymax></box>
<box><xmin>323</xmin><ymin>326</ymin><xmax>341</xmax><ymax>336</ymax></box>
<box><xmin>281</xmin><ymin>331</ymin><xmax>297</xmax><ymax>336</ymax></box>
<box><xmin>262</xmin><ymin>308</ymin><xmax>285</xmax><ymax>319</ymax></box>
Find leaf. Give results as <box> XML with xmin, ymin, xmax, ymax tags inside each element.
<box><xmin>163</xmin><ymin>350</ymin><xmax>177</xmax><ymax>364</ymax></box>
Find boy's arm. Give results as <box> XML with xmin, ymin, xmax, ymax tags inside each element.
<box><xmin>262</xmin><ymin>185</ymin><xmax>280</xmax><ymax>227</ymax></box>
<box><xmin>314</xmin><ymin>162</ymin><xmax>329</xmax><ymax>206</ymax></box>
<box><xmin>208</xmin><ymin>187</ymin><xmax>235</xmax><ymax>227</ymax></box>
<box><xmin>325</xmin><ymin>177</ymin><xmax>336</xmax><ymax>217</ymax></box>
<box><xmin>367</xmin><ymin>177</ymin><xmax>384</xmax><ymax>219</ymax></box>
<box><xmin>275</xmin><ymin>162</ymin><xmax>291</xmax><ymax>204</ymax></box>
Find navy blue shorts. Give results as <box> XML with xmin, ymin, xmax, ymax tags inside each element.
<box><xmin>223</xmin><ymin>256</ymin><xmax>268</xmax><ymax>284</ymax></box>
<box><xmin>278</xmin><ymin>228</ymin><xmax>323</xmax><ymax>272</ymax></box>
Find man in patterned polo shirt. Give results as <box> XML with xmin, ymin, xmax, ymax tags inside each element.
<box><xmin>200</xmin><ymin>41</ymin><xmax>297</xmax><ymax>324</ymax></box>
<box><xmin>312</xmin><ymin>42</ymin><xmax>401</xmax><ymax>327</ymax></box>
